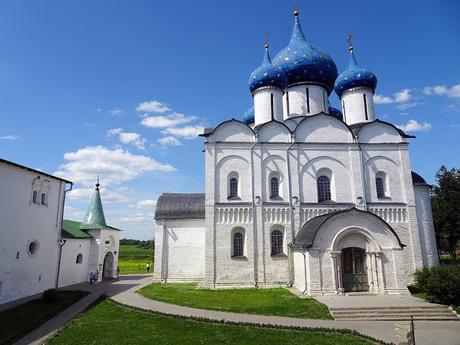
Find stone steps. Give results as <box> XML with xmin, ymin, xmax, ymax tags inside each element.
<box><xmin>331</xmin><ymin>306</ymin><xmax>459</xmax><ymax>321</ymax></box>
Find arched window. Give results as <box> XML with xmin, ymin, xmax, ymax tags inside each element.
<box><xmin>271</xmin><ymin>230</ymin><xmax>283</xmax><ymax>255</ymax></box>
<box><xmin>41</xmin><ymin>193</ymin><xmax>47</xmax><ymax>206</ymax></box>
<box><xmin>76</xmin><ymin>253</ymin><xmax>83</xmax><ymax>264</ymax></box>
<box><xmin>376</xmin><ymin>175</ymin><xmax>386</xmax><ymax>198</ymax></box>
<box><xmin>229</xmin><ymin>177</ymin><xmax>238</xmax><ymax>198</ymax></box>
<box><xmin>32</xmin><ymin>191</ymin><xmax>39</xmax><ymax>204</ymax></box>
<box><xmin>233</xmin><ymin>232</ymin><xmax>244</xmax><ymax>257</ymax></box>
<box><xmin>270</xmin><ymin>177</ymin><xmax>279</xmax><ymax>198</ymax></box>
<box><xmin>317</xmin><ymin>175</ymin><xmax>331</xmax><ymax>202</ymax></box>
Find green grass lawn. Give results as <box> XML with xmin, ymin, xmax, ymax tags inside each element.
<box><xmin>118</xmin><ymin>244</ymin><xmax>153</xmax><ymax>274</ymax></box>
<box><xmin>0</xmin><ymin>290</ymin><xmax>88</xmax><ymax>344</ymax></box>
<box><xmin>49</xmin><ymin>300</ymin><xmax>376</xmax><ymax>345</ymax></box>
<box><xmin>138</xmin><ymin>283</ymin><xmax>332</xmax><ymax>320</ymax></box>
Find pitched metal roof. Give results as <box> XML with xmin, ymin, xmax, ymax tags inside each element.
<box><xmin>62</xmin><ymin>220</ymin><xmax>92</xmax><ymax>239</ymax></box>
<box><xmin>293</xmin><ymin>207</ymin><xmax>405</xmax><ymax>249</ymax></box>
<box><xmin>411</xmin><ymin>171</ymin><xmax>429</xmax><ymax>186</ymax></box>
<box><xmin>81</xmin><ymin>183</ymin><xmax>106</xmax><ymax>228</ymax></box>
<box><xmin>0</xmin><ymin>158</ymin><xmax>72</xmax><ymax>184</ymax></box>
<box><xmin>154</xmin><ymin>193</ymin><xmax>205</xmax><ymax>220</ymax></box>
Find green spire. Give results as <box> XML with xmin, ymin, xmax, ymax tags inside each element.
<box><xmin>81</xmin><ymin>177</ymin><xmax>107</xmax><ymax>228</ymax></box>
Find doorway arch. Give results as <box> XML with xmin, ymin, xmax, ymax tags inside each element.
<box><xmin>103</xmin><ymin>251</ymin><xmax>114</xmax><ymax>279</ymax></box>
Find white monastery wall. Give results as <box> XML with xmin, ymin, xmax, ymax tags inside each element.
<box><xmin>86</xmin><ymin>229</ymin><xmax>120</xmax><ymax>280</ymax></box>
<box><xmin>0</xmin><ymin>163</ymin><xmax>66</xmax><ymax>304</ymax></box>
<box><xmin>59</xmin><ymin>239</ymin><xmax>91</xmax><ymax>287</ymax></box>
<box><xmin>154</xmin><ymin>219</ymin><xmax>205</xmax><ymax>282</ymax></box>
<box><xmin>254</xmin><ymin>88</ymin><xmax>284</xmax><ymax>125</ymax></box>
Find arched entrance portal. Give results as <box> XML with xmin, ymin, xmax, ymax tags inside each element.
<box><xmin>102</xmin><ymin>251</ymin><xmax>114</xmax><ymax>279</ymax></box>
<box><xmin>342</xmin><ymin>247</ymin><xmax>369</xmax><ymax>292</ymax></box>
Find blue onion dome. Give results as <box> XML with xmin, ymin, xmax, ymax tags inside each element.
<box><xmin>249</xmin><ymin>43</ymin><xmax>287</xmax><ymax>94</ymax></box>
<box><xmin>334</xmin><ymin>42</ymin><xmax>377</xmax><ymax>98</ymax></box>
<box><xmin>272</xmin><ymin>11</ymin><xmax>338</xmax><ymax>94</ymax></box>
<box><xmin>328</xmin><ymin>106</ymin><xmax>343</xmax><ymax>121</ymax></box>
<box><xmin>242</xmin><ymin>106</ymin><xmax>254</xmax><ymax>124</ymax></box>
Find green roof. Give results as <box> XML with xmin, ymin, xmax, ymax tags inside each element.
<box><xmin>62</xmin><ymin>220</ymin><xmax>122</xmax><ymax>238</ymax></box>
<box><xmin>81</xmin><ymin>183</ymin><xmax>107</xmax><ymax>228</ymax></box>
<box><xmin>62</xmin><ymin>220</ymin><xmax>92</xmax><ymax>239</ymax></box>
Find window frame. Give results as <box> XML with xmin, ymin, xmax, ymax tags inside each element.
<box><xmin>317</xmin><ymin>175</ymin><xmax>332</xmax><ymax>203</ymax></box>
<box><xmin>228</xmin><ymin>175</ymin><xmax>239</xmax><ymax>200</ymax></box>
<box><xmin>270</xmin><ymin>176</ymin><xmax>280</xmax><ymax>198</ymax></box>
<box><xmin>271</xmin><ymin>229</ymin><xmax>284</xmax><ymax>256</ymax></box>
<box><xmin>76</xmin><ymin>253</ymin><xmax>83</xmax><ymax>264</ymax></box>
<box><xmin>232</xmin><ymin>231</ymin><xmax>245</xmax><ymax>258</ymax></box>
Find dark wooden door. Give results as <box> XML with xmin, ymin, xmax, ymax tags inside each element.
<box><xmin>342</xmin><ymin>247</ymin><xmax>369</xmax><ymax>292</ymax></box>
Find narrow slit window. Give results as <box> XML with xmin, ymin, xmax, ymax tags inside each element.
<box><xmin>270</xmin><ymin>177</ymin><xmax>279</xmax><ymax>198</ymax></box>
<box><xmin>323</xmin><ymin>89</ymin><xmax>327</xmax><ymax>111</ymax></box>
<box><xmin>306</xmin><ymin>87</ymin><xmax>310</xmax><ymax>113</ymax></box>
<box><xmin>33</xmin><ymin>191</ymin><xmax>38</xmax><ymax>204</ymax></box>
<box><xmin>342</xmin><ymin>100</ymin><xmax>347</xmax><ymax>122</ymax></box>
<box><xmin>233</xmin><ymin>232</ymin><xmax>244</xmax><ymax>257</ymax></box>
<box><xmin>363</xmin><ymin>94</ymin><xmax>369</xmax><ymax>120</ymax></box>
<box><xmin>41</xmin><ymin>193</ymin><xmax>47</xmax><ymax>206</ymax></box>
<box><xmin>376</xmin><ymin>177</ymin><xmax>385</xmax><ymax>198</ymax></box>
<box><xmin>270</xmin><ymin>93</ymin><xmax>274</xmax><ymax>120</ymax></box>
<box><xmin>229</xmin><ymin>178</ymin><xmax>238</xmax><ymax>198</ymax></box>
<box><xmin>286</xmin><ymin>91</ymin><xmax>290</xmax><ymax>116</ymax></box>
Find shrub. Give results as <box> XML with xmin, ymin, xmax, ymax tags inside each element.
<box><xmin>42</xmin><ymin>288</ymin><xmax>59</xmax><ymax>303</ymax></box>
<box><xmin>414</xmin><ymin>265</ymin><xmax>460</xmax><ymax>306</ymax></box>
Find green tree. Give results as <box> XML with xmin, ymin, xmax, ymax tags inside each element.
<box><xmin>431</xmin><ymin>166</ymin><xmax>460</xmax><ymax>259</ymax></box>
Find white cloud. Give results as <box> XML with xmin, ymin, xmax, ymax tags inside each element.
<box><xmin>136</xmin><ymin>199</ymin><xmax>157</xmax><ymax>208</ymax></box>
<box><xmin>68</xmin><ymin>188</ymin><xmax>129</xmax><ymax>203</ymax></box>
<box><xmin>423</xmin><ymin>84</ymin><xmax>460</xmax><ymax>98</ymax></box>
<box><xmin>136</xmin><ymin>100</ymin><xmax>171</xmax><ymax>113</ymax></box>
<box><xmin>375</xmin><ymin>89</ymin><xmax>413</xmax><ymax>104</ymax></box>
<box><xmin>107</xmin><ymin>128</ymin><xmax>147</xmax><ymax>149</ymax></box>
<box><xmin>157</xmin><ymin>136</ymin><xmax>182</xmax><ymax>146</ymax></box>
<box><xmin>54</xmin><ymin>145</ymin><xmax>176</xmax><ymax>186</ymax></box>
<box><xmin>394</xmin><ymin>89</ymin><xmax>412</xmax><ymax>103</ymax></box>
<box><xmin>374</xmin><ymin>95</ymin><xmax>393</xmax><ymax>104</ymax></box>
<box><xmin>0</xmin><ymin>135</ymin><xmax>21</xmax><ymax>140</ymax></box>
<box><xmin>64</xmin><ymin>205</ymin><xmax>85</xmax><ymax>221</ymax></box>
<box><xmin>110</xmin><ymin>108</ymin><xmax>124</xmax><ymax>116</ymax></box>
<box><xmin>397</xmin><ymin>102</ymin><xmax>419</xmax><ymax>110</ymax></box>
<box><xmin>141</xmin><ymin>113</ymin><xmax>197</xmax><ymax>128</ymax></box>
<box><xmin>397</xmin><ymin>120</ymin><xmax>432</xmax><ymax>132</ymax></box>
<box><xmin>161</xmin><ymin>125</ymin><xmax>205</xmax><ymax>139</ymax></box>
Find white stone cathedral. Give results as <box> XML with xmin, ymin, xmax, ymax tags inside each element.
<box><xmin>153</xmin><ymin>9</ymin><xmax>438</xmax><ymax>295</ymax></box>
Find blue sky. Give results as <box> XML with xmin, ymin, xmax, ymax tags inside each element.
<box><xmin>0</xmin><ymin>0</ymin><xmax>459</xmax><ymax>240</ymax></box>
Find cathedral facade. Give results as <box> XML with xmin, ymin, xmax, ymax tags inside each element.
<box><xmin>153</xmin><ymin>9</ymin><xmax>438</xmax><ymax>295</ymax></box>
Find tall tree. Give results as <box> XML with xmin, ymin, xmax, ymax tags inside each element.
<box><xmin>431</xmin><ymin>166</ymin><xmax>460</xmax><ymax>259</ymax></box>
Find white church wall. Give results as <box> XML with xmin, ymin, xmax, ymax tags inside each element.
<box><xmin>362</xmin><ymin>153</ymin><xmax>405</xmax><ymax>203</ymax></box>
<box><xmin>293</xmin><ymin>251</ymin><xmax>306</xmax><ymax>292</ymax></box>
<box><xmin>357</xmin><ymin>122</ymin><xmax>404</xmax><ymax>144</ymax></box>
<box><xmin>257</xmin><ymin>122</ymin><xmax>291</xmax><ymax>143</ymax></box>
<box><xmin>59</xmin><ymin>239</ymin><xmax>91</xmax><ymax>287</ymax></box>
<box><xmin>261</xmin><ymin>153</ymin><xmax>288</xmax><ymax>201</ymax></box>
<box><xmin>214</xmin><ymin>223</ymin><xmax>255</xmax><ymax>287</ymax></box>
<box><xmin>215</xmin><ymin>152</ymin><xmax>251</xmax><ymax>203</ymax></box>
<box><xmin>298</xmin><ymin>152</ymin><xmax>353</xmax><ymax>203</ymax></box>
<box><xmin>0</xmin><ymin>163</ymin><xmax>66</xmax><ymax>305</ymax></box>
<box><xmin>263</xmin><ymin>224</ymin><xmax>289</xmax><ymax>285</ymax></box>
<box><xmin>295</xmin><ymin>115</ymin><xmax>354</xmax><ymax>143</ymax></box>
<box><xmin>154</xmin><ymin>219</ymin><xmax>205</xmax><ymax>282</ymax></box>
<box><xmin>210</xmin><ymin>121</ymin><xmax>255</xmax><ymax>143</ymax></box>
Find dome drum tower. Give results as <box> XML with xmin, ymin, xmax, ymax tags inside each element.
<box><xmin>334</xmin><ymin>38</ymin><xmax>378</xmax><ymax>126</ymax></box>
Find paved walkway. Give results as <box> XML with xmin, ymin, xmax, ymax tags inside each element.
<box><xmin>13</xmin><ymin>275</ymin><xmax>460</xmax><ymax>345</ymax></box>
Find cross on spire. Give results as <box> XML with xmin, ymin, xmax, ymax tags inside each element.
<box><xmin>96</xmin><ymin>175</ymin><xmax>100</xmax><ymax>191</ymax></box>
<box><xmin>348</xmin><ymin>33</ymin><xmax>353</xmax><ymax>52</ymax></box>
<box><xmin>294</xmin><ymin>0</ymin><xmax>299</xmax><ymax>16</ymax></box>
<box><xmin>264</xmin><ymin>32</ymin><xmax>269</xmax><ymax>49</ymax></box>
